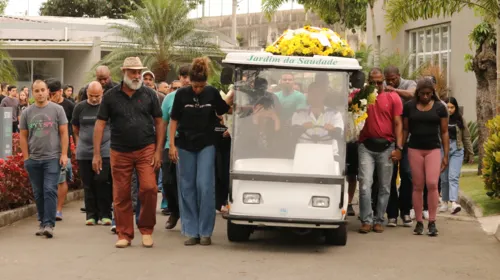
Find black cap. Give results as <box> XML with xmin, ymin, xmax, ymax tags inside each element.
<box><xmin>46</xmin><ymin>78</ymin><xmax>62</xmax><ymax>93</ymax></box>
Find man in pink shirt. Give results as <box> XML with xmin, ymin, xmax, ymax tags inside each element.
<box><xmin>357</xmin><ymin>68</ymin><xmax>403</xmax><ymax>234</ymax></box>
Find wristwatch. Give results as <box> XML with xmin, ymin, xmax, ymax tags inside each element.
<box><xmin>396</xmin><ymin>146</ymin><xmax>404</xmax><ymax>152</ymax></box>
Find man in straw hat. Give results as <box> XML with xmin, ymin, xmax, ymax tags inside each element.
<box><xmin>93</xmin><ymin>57</ymin><xmax>164</xmax><ymax>248</ymax></box>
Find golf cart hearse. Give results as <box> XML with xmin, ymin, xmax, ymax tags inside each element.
<box><xmin>220</xmin><ymin>51</ymin><xmax>362</xmax><ymax>246</ymax></box>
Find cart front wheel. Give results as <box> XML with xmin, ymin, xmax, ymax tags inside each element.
<box><xmin>324</xmin><ymin>224</ymin><xmax>347</xmax><ymax>246</ymax></box>
<box><xmin>227</xmin><ymin>220</ymin><xmax>252</xmax><ymax>242</ymax></box>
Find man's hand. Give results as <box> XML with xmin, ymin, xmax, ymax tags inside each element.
<box><xmin>92</xmin><ymin>154</ymin><xmax>102</xmax><ymax>174</ymax></box>
<box><xmin>169</xmin><ymin>146</ymin><xmax>179</xmax><ymax>163</ymax></box>
<box><xmin>60</xmin><ymin>154</ymin><xmax>68</xmax><ymax>167</ymax></box>
<box><xmin>390</xmin><ymin>149</ymin><xmax>402</xmax><ymax>163</ymax></box>
<box><xmin>151</xmin><ymin>150</ymin><xmax>163</xmax><ymax>170</ymax></box>
<box><xmin>303</xmin><ymin>122</ymin><xmax>314</xmax><ymax>129</ymax></box>
<box><xmin>223</xmin><ymin>130</ymin><xmax>230</xmax><ymax>138</ymax></box>
<box><xmin>324</xmin><ymin>124</ymin><xmax>335</xmax><ymax>131</ymax></box>
<box><xmin>385</xmin><ymin>85</ymin><xmax>396</xmax><ymax>92</ymax></box>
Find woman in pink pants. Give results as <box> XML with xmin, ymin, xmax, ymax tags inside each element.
<box><xmin>402</xmin><ymin>79</ymin><xmax>449</xmax><ymax>236</ymax></box>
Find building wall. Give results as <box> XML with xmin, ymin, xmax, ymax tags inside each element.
<box><xmin>366</xmin><ymin>1</ymin><xmax>481</xmax><ymax>121</ymax></box>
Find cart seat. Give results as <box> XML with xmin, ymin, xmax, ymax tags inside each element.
<box><xmin>292</xmin><ymin>143</ymin><xmax>340</xmax><ymax>176</ymax></box>
<box><xmin>233</xmin><ymin>159</ymin><xmax>294</xmax><ymax>173</ymax></box>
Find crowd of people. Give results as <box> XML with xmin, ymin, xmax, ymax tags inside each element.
<box><xmin>2</xmin><ymin>54</ymin><xmax>474</xmax><ymax>247</ymax></box>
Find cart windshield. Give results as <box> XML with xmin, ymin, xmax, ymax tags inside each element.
<box><xmin>231</xmin><ymin>67</ymin><xmax>348</xmax><ymax>177</ymax></box>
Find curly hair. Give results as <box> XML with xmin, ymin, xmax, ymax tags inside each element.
<box><xmin>189</xmin><ymin>57</ymin><xmax>210</xmax><ymax>83</ymax></box>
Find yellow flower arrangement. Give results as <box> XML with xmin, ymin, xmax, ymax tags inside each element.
<box><xmin>265</xmin><ymin>26</ymin><xmax>355</xmax><ymax>58</ymax></box>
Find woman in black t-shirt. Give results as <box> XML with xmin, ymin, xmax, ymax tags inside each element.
<box><xmin>169</xmin><ymin>57</ymin><xmax>234</xmax><ymax>246</ymax></box>
<box><xmin>403</xmin><ymin>79</ymin><xmax>449</xmax><ymax>237</ymax></box>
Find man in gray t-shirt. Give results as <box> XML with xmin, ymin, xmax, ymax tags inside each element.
<box><xmin>72</xmin><ymin>81</ymin><xmax>113</xmax><ymax>225</ymax></box>
<box><xmin>0</xmin><ymin>85</ymin><xmax>20</xmax><ymax>132</ymax></box>
<box><xmin>19</xmin><ymin>80</ymin><xmax>69</xmax><ymax>238</ymax></box>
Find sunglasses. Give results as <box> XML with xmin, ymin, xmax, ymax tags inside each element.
<box><xmin>369</xmin><ymin>81</ymin><xmax>384</xmax><ymax>86</ymax></box>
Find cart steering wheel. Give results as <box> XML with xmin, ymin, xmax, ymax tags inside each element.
<box><xmin>298</xmin><ymin>125</ymin><xmax>336</xmax><ymax>144</ymax></box>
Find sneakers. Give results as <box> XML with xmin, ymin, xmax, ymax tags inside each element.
<box><xmin>373</xmin><ymin>224</ymin><xmax>384</xmax><ymax>233</ymax></box>
<box><xmin>451</xmin><ymin>202</ymin><xmax>462</xmax><ymax>215</ymax></box>
<box><xmin>402</xmin><ymin>215</ymin><xmax>413</xmax><ymax>227</ymax></box>
<box><xmin>115</xmin><ymin>239</ymin><xmax>131</xmax><ymax>248</ymax></box>
<box><xmin>410</xmin><ymin>209</ymin><xmax>416</xmax><ymax>220</ymax></box>
<box><xmin>165</xmin><ymin>215</ymin><xmax>179</xmax><ymax>230</ymax></box>
<box><xmin>85</xmin><ymin>219</ymin><xmax>96</xmax><ymax>226</ymax></box>
<box><xmin>422</xmin><ymin>210</ymin><xmax>430</xmax><ymax>220</ymax></box>
<box><xmin>142</xmin><ymin>235</ymin><xmax>154</xmax><ymax>248</ymax></box>
<box><xmin>200</xmin><ymin>237</ymin><xmax>212</xmax><ymax>246</ymax></box>
<box><xmin>110</xmin><ymin>226</ymin><xmax>117</xmax><ymax>234</ymax></box>
<box><xmin>428</xmin><ymin>221</ymin><xmax>439</xmax><ymax>237</ymax></box>
<box><xmin>43</xmin><ymin>226</ymin><xmax>54</xmax><ymax>238</ymax></box>
<box><xmin>56</xmin><ymin>211</ymin><xmax>63</xmax><ymax>221</ymax></box>
<box><xmin>184</xmin><ymin>237</ymin><xmax>200</xmax><ymax>246</ymax></box>
<box><xmin>387</xmin><ymin>218</ymin><xmax>397</xmax><ymax>227</ymax></box>
<box><xmin>35</xmin><ymin>226</ymin><xmax>44</xmax><ymax>236</ymax></box>
<box><xmin>414</xmin><ymin>221</ymin><xmax>424</xmax><ymax>235</ymax></box>
<box><xmin>101</xmin><ymin>218</ymin><xmax>112</xmax><ymax>226</ymax></box>
<box><xmin>439</xmin><ymin>202</ymin><xmax>449</xmax><ymax>213</ymax></box>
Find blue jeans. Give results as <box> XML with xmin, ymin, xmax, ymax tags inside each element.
<box><xmin>24</xmin><ymin>158</ymin><xmax>61</xmax><ymax>227</ymax></box>
<box><xmin>440</xmin><ymin>140</ymin><xmax>464</xmax><ymax>202</ymax></box>
<box><xmin>358</xmin><ymin>143</ymin><xmax>394</xmax><ymax>225</ymax></box>
<box><xmin>177</xmin><ymin>145</ymin><xmax>216</xmax><ymax>238</ymax></box>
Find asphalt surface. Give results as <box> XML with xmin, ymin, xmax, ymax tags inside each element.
<box><xmin>1</xmin><ymin>200</ymin><xmax>499</xmax><ymax>280</ymax></box>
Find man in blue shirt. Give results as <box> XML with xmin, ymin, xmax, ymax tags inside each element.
<box><xmin>161</xmin><ymin>66</ymin><xmax>190</xmax><ymax>230</ymax></box>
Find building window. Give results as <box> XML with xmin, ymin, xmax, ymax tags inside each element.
<box><xmin>409</xmin><ymin>24</ymin><xmax>450</xmax><ymax>85</ymax></box>
<box><xmin>11</xmin><ymin>58</ymin><xmax>64</xmax><ymax>95</ymax></box>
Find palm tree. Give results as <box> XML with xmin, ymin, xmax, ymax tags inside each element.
<box><xmin>384</xmin><ymin>0</ymin><xmax>499</xmax><ymax>173</ymax></box>
<box><xmin>98</xmin><ymin>0</ymin><xmax>222</xmax><ymax>81</ymax></box>
<box><xmin>0</xmin><ymin>43</ymin><xmax>17</xmax><ymax>84</ymax></box>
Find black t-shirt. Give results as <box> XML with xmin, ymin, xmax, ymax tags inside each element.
<box><xmin>448</xmin><ymin>119</ymin><xmax>458</xmax><ymax>140</ymax></box>
<box><xmin>170</xmin><ymin>85</ymin><xmax>230</xmax><ymax>152</ymax></box>
<box><xmin>97</xmin><ymin>83</ymin><xmax>162</xmax><ymax>152</ymax></box>
<box><xmin>56</xmin><ymin>98</ymin><xmax>75</xmax><ymax>156</ymax></box>
<box><xmin>403</xmin><ymin>100</ymin><xmax>448</xmax><ymax>150</ymax></box>
<box><xmin>0</xmin><ymin>95</ymin><xmax>5</xmax><ymax>103</ymax></box>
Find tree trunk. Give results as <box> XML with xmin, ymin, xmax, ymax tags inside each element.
<box><xmin>473</xmin><ymin>40</ymin><xmax>497</xmax><ymax>174</ymax></box>
<box><xmin>231</xmin><ymin>0</ymin><xmax>237</xmax><ymax>43</ymax></box>
<box><xmin>369</xmin><ymin>2</ymin><xmax>380</xmax><ymax>67</ymax></box>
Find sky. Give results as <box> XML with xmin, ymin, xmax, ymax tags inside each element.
<box><xmin>4</xmin><ymin>0</ymin><xmax>303</xmax><ymax>17</ymax></box>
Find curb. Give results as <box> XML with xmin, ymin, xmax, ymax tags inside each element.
<box><xmin>458</xmin><ymin>190</ymin><xmax>483</xmax><ymax>218</ymax></box>
<box><xmin>0</xmin><ymin>189</ymin><xmax>84</xmax><ymax>228</ymax></box>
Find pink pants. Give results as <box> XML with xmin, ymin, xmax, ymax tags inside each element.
<box><xmin>408</xmin><ymin>148</ymin><xmax>441</xmax><ymax>222</ymax></box>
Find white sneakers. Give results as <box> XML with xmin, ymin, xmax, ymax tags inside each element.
<box><xmin>451</xmin><ymin>202</ymin><xmax>462</xmax><ymax>214</ymax></box>
<box><xmin>439</xmin><ymin>202</ymin><xmax>449</xmax><ymax>213</ymax></box>
<box><xmin>422</xmin><ymin>210</ymin><xmax>430</xmax><ymax>220</ymax></box>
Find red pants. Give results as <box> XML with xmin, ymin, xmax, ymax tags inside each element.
<box><xmin>110</xmin><ymin>144</ymin><xmax>158</xmax><ymax>241</ymax></box>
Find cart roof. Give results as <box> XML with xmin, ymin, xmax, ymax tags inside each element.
<box><xmin>222</xmin><ymin>52</ymin><xmax>362</xmax><ymax>71</ymax></box>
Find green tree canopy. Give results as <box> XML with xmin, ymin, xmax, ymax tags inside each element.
<box><xmin>0</xmin><ymin>43</ymin><xmax>18</xmax><ymax>84</ymax></box>
<box><xmin>40</xmin><ymin>0</ymin><xmax>203</xmax><ymax>18</ymax></box>
<box><xmin>98</xmin><ymin>0</ymin><xmax>220</xmax><ymax>81</ymax></box>
<box><xmin>262</xmin><ymin>0</ymin><xmax>368</xmax><ymax>30</ymax></box>
<box><xmin>0</xmin><ymin>0</ymin><xmax>7</xmax><ymax>15</ymax></box>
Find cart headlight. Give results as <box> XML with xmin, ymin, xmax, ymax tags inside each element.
<box><xmin>243</xmin><ymin>193</ymin><xmax>261</xmax><ymax>204</ymax></box>
<box><xmin>312</xmin><ymin>196</ymin><xmax>330</xmax><ymax>208</ymax></box>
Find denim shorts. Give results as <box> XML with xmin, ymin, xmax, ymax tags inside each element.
<box><xmin>58</xmin><ymin>160</ymin><xmax>73</xmax><ymax>184</ymax></box>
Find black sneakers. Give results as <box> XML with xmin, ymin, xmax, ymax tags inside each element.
<box><xmin>428</xmin><ymin>221</ymin><xmax>439</xmax><ymax>237</ymax></box>
<box><xmin>347</xmin><ymin>204</ymin><xmax>356</xmax><ymax>216</ymax></box>
<box><xmin>413</xmin><ymin>222</ymin><xmax>424</xmax><ymax>235</ymax></box>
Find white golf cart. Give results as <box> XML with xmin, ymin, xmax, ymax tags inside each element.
<box><xmin>220</xmin><ymin>52</ymin><xmax>361</xmax><ymax>246</ymax></box>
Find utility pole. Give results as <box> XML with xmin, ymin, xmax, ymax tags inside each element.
<box><xmin>231</xmin><ymin>0</ymin><xmax>237</xmax><ymax>42</ymax></box>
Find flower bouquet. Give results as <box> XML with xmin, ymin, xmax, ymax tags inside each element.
<box><xmin>265</xmin><ymin>26</ymin><xmax>355</xmax><ymax>58</ymax></box>
<box><xmin>345</xmin><ymin>85</ymin><xmax>378</xmax><ymax>142</ymax></box>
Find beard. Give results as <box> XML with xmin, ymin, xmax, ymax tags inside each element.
<box><xmin>124</xmin><ymin>75</ymin><xmax>143</xmax><ymax>90</ymax></box>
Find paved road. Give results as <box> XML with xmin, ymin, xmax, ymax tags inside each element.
<box><xmin>1</xmin><ymin>200</ymin><xmax>499</xmax><ymax>280</ymax></box>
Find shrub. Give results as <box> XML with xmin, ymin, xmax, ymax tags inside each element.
<box><xmin>482</xmin><ymin>116</ymin><xmax>500</xmax><ymax>198</ymax></box>
<box><xmin>468</xmin><ymin>121</ymin><xmax>479</xmax><ymax>157</ymax></box>
<box><xmin>0</xmin><ymin>133</ymin><xmax>80</xmax><ymax>211</ymax></box>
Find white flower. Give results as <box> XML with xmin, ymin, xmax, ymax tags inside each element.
<box><xmin>360</xmin><ymin>99</ymin><xmax>368</xmax><ymax>106</ymax></box>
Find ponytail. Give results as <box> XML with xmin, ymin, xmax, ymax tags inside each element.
<box><xmin>189</xmin><ymin>57</ymin><xmax>210</xmax><ymax>83</ymax></box>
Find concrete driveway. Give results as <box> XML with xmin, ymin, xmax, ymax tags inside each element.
<box><xmin>1</xmin><ymin>201</ymin><xmax>499</xmax><ymax>280</ymax></box>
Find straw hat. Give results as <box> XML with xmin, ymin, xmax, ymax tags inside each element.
<box><xmin>121</xmin><ymin>57</ymin><xmax>147</xmax><ymax>70</ymax></box>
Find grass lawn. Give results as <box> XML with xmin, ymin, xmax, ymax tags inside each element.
<box><xmin>460</xmin><ymin>174</ymin><xmax>500</xmax><ymax>216</ymax></box>
<box><xmin>462</xmin><ymin>163</ymin><xmax>478</xmax><ymax>170</ymax></box>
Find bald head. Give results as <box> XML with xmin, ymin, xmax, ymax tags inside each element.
<box><xmin>96</xmin><ymin>65</ymin><xmax>112</xmax><ymax>88</ymax></box>
<box><xmin>87</xmin><ymin>81</ymin><xmax>104</xmax><ymax>105</ymax></box>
